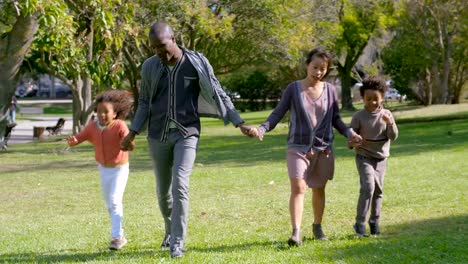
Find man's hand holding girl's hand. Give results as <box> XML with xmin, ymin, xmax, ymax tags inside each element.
<box><xmin>120</xmin><ymin>131</ymin><xmax>136</xmax><ymax>151</ymax></box>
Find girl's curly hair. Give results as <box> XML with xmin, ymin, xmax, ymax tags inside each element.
<box><xmin>359</xmin><ymin>76</ymin><xmax>387</xmax><ymax>97</ymax></box>
<box><xmin>94</xmin><ymin>90</ymin><xmax>133</xmax><ymax>120</ymax></box>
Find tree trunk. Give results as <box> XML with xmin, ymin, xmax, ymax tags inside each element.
<box><xmin>123</xmin><ymin>47</ymin><xmax>140</xmax><ymax>113</ymax></box>
<box><xmin>425</xmin><ymin>67</ymin><xmax>433</xmax><ymax>106</ymax></box>
<box><xmin>337</xmin><ymin>62</ymin><xmax>355</xmax><ymax>111</ymax></box>
<box><xmin>441</xmin><ymin>22</ymin><xmax>452</xmax><ymax>104</ymax></box>
<box><xmin>68</xmin><ymin>75</ymin><xmax>94</xmax><ymax>134</ymax></box>
<box><xmin>340</xmin><ymin>73</ymin><xmax>354</xmax><ymax>110</ymax></box>
<box><xmin>432</xmin><ymin>62</ymin><xmax>443</xmax><ymax>104</ymax></box>
<box><xmin>337</xmin><ymin>40</ymin><xmax>368</xmax><ymax>111</ymax></box>
<box><xmin>80</xmin><ymin>74</ymin><xmax>93</xmax><ymax>128</ymax></box>
<box><xmin>70</xmin><ymin>77</ymin><xmax>83</xmax><ymax>134</ymax></box>
<box><xmin>79</xmin><ymin>22</ymin><xmax>94</xmax><ymax>128</ymax></box>
<box><xmin>0</xmin><ymin>14</ymin><xmax>38</xmax><ymax>144</ymax></box>
<box><xmin>451</xmin><ymin>57</ymin><xmax>465</xmax><ymax>104</ymax></box>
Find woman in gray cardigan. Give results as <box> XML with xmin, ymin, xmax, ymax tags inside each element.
<box><xmin>251</xmin><ymin>47</ymin><xmax>361</xmax><ymax>245</ymax></box>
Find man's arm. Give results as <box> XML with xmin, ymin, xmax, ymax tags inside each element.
<box><xmin>199</xmin><ymin>53</ymin><xmax>245</xmax><ymax>126</ymax></box>
<box><xmin>121</xmin><ymin>59</ymin><xmax>156</xmax><ymax>150</ymax></box>
<box><xmin>129</xmin><ymin>59</ymin><xmax>157</xmax><ymax>133</ymax></box>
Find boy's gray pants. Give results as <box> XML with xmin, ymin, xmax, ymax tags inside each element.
<box><xmin>148</xmin><ymin>130</ymin><xmax>198</xmax><ymax>247</ymax></box>
<box><xmin>355</xmin><ymin>154</ymin><xmax>387</xmax><ymax>225</ymax></box>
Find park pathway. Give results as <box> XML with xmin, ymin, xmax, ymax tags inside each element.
<box><xmin>6</xmin><ymin>116</ymin><xmax>73</xmax><ymax>145</ymax></box>
<box><xmin>4</xmin><ymin>99</ymin><xmax>73</xmax><ymax>146</ymax></box>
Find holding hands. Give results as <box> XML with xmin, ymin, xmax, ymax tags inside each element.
<box><xmin>239</xmin><ymin>124</ymin><xmax>254</xmax><ymax>138</ymax></box>
<box><xmin>249</xmin><ymin>127</ymin><xmax>264</xmax><ymax>141</ymax></box>
<box><xmin>348</xmin><ymin>130</ymin><xmax>363</xmax><ymax>148</ymax></box>
<box><xmin>120</xmin><ymin>131</ymin><xmax>136</xmax><ymax>151</ymax></box>
<box><xmin>238</xmin><ymin>124</ymin><xmax>264</xmax><ymax>141</ymax></box>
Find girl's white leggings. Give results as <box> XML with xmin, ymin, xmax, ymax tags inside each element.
<box><xmin>98</xmin><ymin>163</ymin><xmax>129</xmax><ymax>239</ymax></box>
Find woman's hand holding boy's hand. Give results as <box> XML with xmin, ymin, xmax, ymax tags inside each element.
<box><xmin>67</xmin><ymin>135</ymin><xmax>78</xmax><ymax>147</ymax></box>
<box><xmin>348</xmin><ymin>131</ymin><xmax>362</xmax><ymax>148</ymax></box>
<box><xmin>348</xmin><ymin>138</ymin><xmax>362</xmax><ymax>148</ymax></box>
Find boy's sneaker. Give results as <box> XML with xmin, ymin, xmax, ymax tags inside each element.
<box><xmin>313</xmin><ymin>224</ymin><xmax>327</xmax><ymax>241</ymax></box>
<box><xmin>160</xmin><ymin>234</ymin><xmax>170</xmax><ymax>249</ymax></box>
<box><xmin>108</xmin><ymin>236</ymin><xmax>127</xmax><ymax>250</ymax></box>
<box><xmin>369</xmin><ymin>222</ymin><xmax>381</xmax><ymax>236</ymax></box>
<box><xmin>353</xmin><ymin>223</ymin><xmax>369</xmax><ymax>237</ymax></box>
<box><xmin>170</xmin><ymin>246</ymin><xmax>184</xmax><ymax>258</ymax></box>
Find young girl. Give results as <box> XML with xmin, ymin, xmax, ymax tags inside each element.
<box><xmin>250</xmin><ymin>47</ymin><xmax>361</xmax><ymax>245</ymax></box>
<box><xmin>67</xmin><ymin>90</ymin><xmax>133</xmax><ymax>250</ymax></box>
<box><xmin>348</xmin><ymin>76</ymin><xmax>398</xmax><ymax>237</ymax></box>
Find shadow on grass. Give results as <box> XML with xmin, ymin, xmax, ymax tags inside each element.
<box><xmin>1</xmin><ymin>215</ymin><xmax>464</xmax><ymax>262</ymax></box>
<box><xmin>0</xmin><ymin>248</ymin><xmax>165</xmax><ymax>263</ymax></box>
<box><xmin>331</xmin><ymin>214</ymin><xmax>467</xmax><ymax>264</ymax></box>
<box><xmin>0</xmin><ymin>159</ymin><xmax>96</xmax><ymax>174</ymax></box>
<box><xmin>195</xmin><ymin>119</ymin><xmax>468</xmax><ymax>166</ymax></box>
<box><xmin>189</xmin><ymin>240</ymin><xmax>291</xmax><ymax>253</ymax></box>
<box><xmin>2</xmin><ymin>119</ymin><xmax>467</xmax><ymax>173</ymax></box>
<box><xmin>189</xmin><ymin>214</ymin><xmax>467</xmax><ymax>263</ymax></box>
<box><xmin>0</xmin><ymin>241</ymin><xmax>290</xmax><ymax>263</ymax></box>
<box><xmin>390</xmin><ymin>119</ymin><xmax>468</xmax><ymax>156</ymax></box>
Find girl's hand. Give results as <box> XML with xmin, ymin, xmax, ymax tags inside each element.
<box><xmin>120</xmin><ymin>132</ymin><xmax>136</xmax><ymax>151</ymax></box>
<box><xmin>122</xmin><ymin>140</ymin><xmax>135</xmax><ymax>152</ymax></box>
<box><xmin>67</xmin><ymin>135</ymin><xmax>78</xmax><ymax>146</ymax></box>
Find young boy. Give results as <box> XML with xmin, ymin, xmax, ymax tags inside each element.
<box><xmin>348</xmin><ymin>76</ymin><xmax>398</xmax><ymax>237</ymax></box>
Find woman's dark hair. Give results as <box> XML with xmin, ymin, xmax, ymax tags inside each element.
<box><xmin>359</xmin><ymin>76</ymin><xmax>387</xmax><ymax>97</ymax></box>
<box><xmin>305</xmin><ymin>47</ymin><xmax>333</xmax><ymax>79</ymax></box>
<box><xmin>94</xmin><ymin>90</ymin><xmax>133</xmax><ymax>120</ymax></box>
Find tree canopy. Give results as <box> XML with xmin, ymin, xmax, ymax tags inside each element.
<box><xmin>382</xmin><ymin>0</ymin><xmax>467</xmax><ymax>105</ymax></box>
<box><xmin>2</xmin><ymin>0</ymin><xmax>466</xmax><ymax>141</ymax></box>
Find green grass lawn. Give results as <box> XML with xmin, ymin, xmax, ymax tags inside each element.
<box><xmin>1</xmin><ymin>106</ymin><xmax>467</xmax><ymax>263</ymax></box>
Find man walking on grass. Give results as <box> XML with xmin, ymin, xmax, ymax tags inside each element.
<box><xmin>120</xmin><ymin>21</ymin><xmax>252</xmax><ymax>258</ymax></box>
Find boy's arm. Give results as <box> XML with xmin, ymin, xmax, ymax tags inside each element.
<box><xmin>347</xmin><ymin>114</ymin><xmax>361</xmax><ymax>149</ymax></box>
<box><xmin>383</xmin><ymin>110</ymin><xmax>398</xmax><ymax>141</ymax></box>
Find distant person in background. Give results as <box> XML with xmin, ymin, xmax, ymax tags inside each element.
<box><xmin>67</xmin><ymin>90</ymin><xmax>134</xmax><ymax>251</ymax></box>
<box><xmin>348</xmin><ymin>76</ymin><xmax>398</xmax><ymax>237</ymax></box>
<box><xmin>250</xmin><ymin>47</ymin><xmax>362</xmax><ymax>245</ymax></box>
<box><xmin>8</xmin><ymin>96</ymin><xmax>17</xmax><ymax>124</ymax></box>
